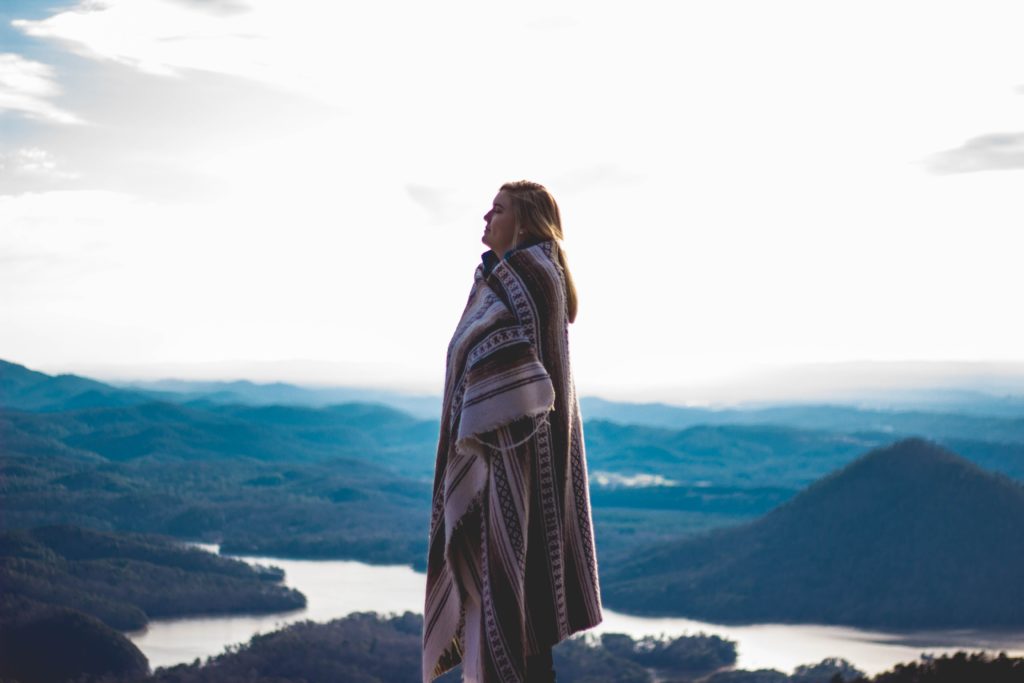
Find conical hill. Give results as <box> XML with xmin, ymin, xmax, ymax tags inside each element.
<box><xmin>602</xmin><ymin>438</ymin><xmax>1024</xmax><ymax>628</ymax></box>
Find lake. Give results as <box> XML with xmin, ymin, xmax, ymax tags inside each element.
<box><xmin>129</xmin><ymin>545</ymin><xmax>1024</xmax><ymax>676</ymax></box>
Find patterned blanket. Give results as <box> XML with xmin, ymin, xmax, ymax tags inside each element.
<box><xmin>423</xmin><ymin>241</ymin><xmax>603</xmax><ymax>683</ymax></box>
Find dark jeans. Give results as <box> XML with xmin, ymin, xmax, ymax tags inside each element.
<box><xmin>525</xmin><ymin>646</ymin><xmax>555</xmax><ymax>683</ymax></box>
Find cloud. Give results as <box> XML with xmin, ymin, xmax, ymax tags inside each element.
<box><xmin>524</xmin><ymin>15</ymin><xmax>578</xmax><ymax>30</ymax></box>
<box><xmin>10</xmin><ymin>0</ymin><xmax>379</xmax><ymax>97</ymax></box>
<box><xmin>12</xmin><ymin>1</ymin><xmax>267</xmax><ymax>78</ymax></box>
<box><xmin>0</xmin><ymin>53</ymin><xmax>82</xmax><ymax>124</ymax></box>
<box><xmin>552</xmin><ymin>164</ymin><xmax>644</xmax><ymax>194</ymax></box>
<box><xmin>7</xmin><ymin>0</ymin><xmax>520</xmax><ymax>114</ymax></box>
<box><xmin>928</xmin><ymin>131</ymin><xmax>1024</xmax><ymax>174</ymax></box>
<box><xmin>0</xmin><ymin>190</ymin><xmax>139</xmax><ymax>291</ymax></box>
<box><xmin>167</xmin><ymin>0</ymin><xmax>252</xmax><ymax>16</ymax></box>
<box><xmin>1</xmin><ymin>147</ymin><xmax>79</xmax><ymax>178</ymax></box>
<box><xmin>406</xmin><ymin>184</ymin><xmax>461</xmax><ymax>224</ymax></box>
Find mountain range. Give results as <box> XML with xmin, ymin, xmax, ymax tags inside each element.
<box><xmin>0</xmin><ymin>360</ymin><xmax>440</xmax><ymax>418</ymax></box>
<box><xmin>7</xmin><ymin>359</ymin><xmax>1024</xmax><ymax>437</ymax></box>
<box><xmin>5</xmin><ymin>358</ymin><xmax>1024</xmax><ymax>628</ymax></box>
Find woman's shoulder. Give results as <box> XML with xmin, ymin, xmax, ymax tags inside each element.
<box><xmin>503</xmin><ymin>240</ymin><xmax>561</xmax><ymax>278</ymax></box>
<box><xmin>487</xmin><ymin>241</ymin><xmax>567</xmax><ymax>322</ymax></box>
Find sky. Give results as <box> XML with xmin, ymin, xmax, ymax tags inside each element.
<box><xmin>2</xmin><ymin>0</ymin><xmax>1024</xmax><ymax>403</ymax></box>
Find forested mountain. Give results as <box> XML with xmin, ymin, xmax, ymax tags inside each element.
<box><xmin>602</xmin><ymin>439</ymin><xmax>1024</xmax><ymax>628</ymax></box>
<box><xmin>1</xmin><ymin>399</ymin><xmax>434</xmax><ymax>467</ymax></box>
<box><xmin>1</xmin><ymin>409</ymin><xmax>433</xmax><ymax>566</ymax></box>
<box><xmin>586</xmin><ymin>421</ymin><xmax>890</xmax><ymax>487</ymax></box>
<box><xmin>1</xmin><ymin>362</ymin><xmax>438</xmax><ymax>569</ymax></box>
<box><xmin>0</xmin><ymin>525</ymin><xmax>304</xmax><ymax>630</ymax></box>
<box><xmin>0</xmin><ymin>526</ymin><xmax>304</xmax><ymax>683</ymax></box>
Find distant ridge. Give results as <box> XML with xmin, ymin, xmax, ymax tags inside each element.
<box><xmin>7</xmin><ymin>359</ymin><xmax>1023</xmax><ymax>437</ymax></box>
<box><xmin>580</xmin><ymin>396</ymin><xmax>1024</xmax><ymax>443</ymax></box>
<box><xmin>0</xmin><ymin>359</ymin><xmax>441</xmax><ymax>418</ymax></box>
<box><xmin>123</xmin><ymin>377</ymin><xmax>441</xmax><ymax>420</ymax></box>
<box><xmin>602</xmin><ymin>438</ymin><xmax>1024</xmax><ymax>628</ymax></box>
<box><xmin>0</xmin><ymin>360</ymin><xmax>155</xmax><ymax>412</ymax></box>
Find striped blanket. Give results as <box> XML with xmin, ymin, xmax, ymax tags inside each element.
<box><xmin>423</xmin><ymin>241</ymin><xmax>603</xmax><ymax>683</ymax></box>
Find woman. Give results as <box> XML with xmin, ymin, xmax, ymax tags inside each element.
<box><xmin>423</xmin><ymin>181</ymin><xmax>603</xmax><ymax>683</ymax></box>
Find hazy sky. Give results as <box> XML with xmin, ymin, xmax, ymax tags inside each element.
<box><xmin>2</xmin><ymin>0</ymin><xmax>1023</xmax><ymax>401</ymax></box>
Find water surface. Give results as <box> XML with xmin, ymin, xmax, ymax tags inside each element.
<box><xmin>129</xmin><ymin>548</ymin><xmax>1024</xmax><ymax>676</ymax></box>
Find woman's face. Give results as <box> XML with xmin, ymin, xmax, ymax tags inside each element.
<box><xmin>482</xmin><ymin>191</ymin><xmax>517</xmax><ymax>256</ymax></box>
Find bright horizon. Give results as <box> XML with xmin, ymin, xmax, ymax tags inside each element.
<box><xmin>12</xmin><ymin>357</ymin><xmax>1024</xmax><ymax>409</ymax></box>
<box><xmin>3</xmin><ymin>0</ymin><xmax>1024</xmax><ymax>404</ymax></box>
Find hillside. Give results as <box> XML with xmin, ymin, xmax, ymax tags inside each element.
<box><xmin>0</xmin><ymin>526</ymin><xmax>305</xmax><ymax>630</ymax></box>
<box><xmin>602</xmin><ymin>439</ymin><xmax>1024</xmax><ymax>628</ymax></box>
<box><xmin>0</xmin><ymin>602</ymin><xmax>149</xmax><ymax>683</ymax></box>
<box><xmin>1</xmin><ymin>410</ymin><xmax>434</xmax><ymax>566</ymax></box>
<box><xmin>1</xmin><ymin>384</ymin><xmax>435</xmax><ymax>470</ymax></box>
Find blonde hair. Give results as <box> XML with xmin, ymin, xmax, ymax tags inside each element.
<box><xmin>500</xmin><ymin>180</ymin><xmax>579</xmax><ymax>323</ymax></box>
